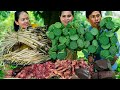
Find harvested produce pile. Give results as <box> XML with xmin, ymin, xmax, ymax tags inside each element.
<box><xmin>82</xmin><ymin>17</ymin><xmax>120</xmax><ymax>61</ymax></box>
<box><xmin>46</xmin><ymin>17</ymin><xmax>120</xmax><ymax>61</ymax></box>
<box><xmin>99</xmin><ymin>17</ymin><xmax>120</xmax><ymax>60</ymax></box>
<box><xmin>5</xmin><ymin>60</ymin><xmax>94</xmax><ymax>79</ymax></box>
<box><xmin>0</xmin><ymin>26</ymin><xmax>51</xmax><ymax>65</ymax></box>
<box><xmin>2</xmin><ymin>48</ymin><xmax>50</xmax><ymax>65</ymax></box>
<box><xmin>46</xmin><ymin>21</ymin><xmax>86</xmax><ymax>60</ymax></box>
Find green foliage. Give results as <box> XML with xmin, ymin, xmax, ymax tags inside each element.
<box><xmin>100</xmin><ymin>50</ymin><xmax>110</xmax><ymax>58</ymax></box>
<box><xmin>109</xmin><ymin>46</ymin><xmax>117</xmax><ymax>56</ymax></box>
<box><xmin>30</xmin><ymin>11</ymin><xmax>44</xmax><ymax>26</ymax></box>
<box><xmin>101</xmin><ymin>43</ymin><xmax>110</xmax><ymax>49</ymax></box>
<box><xmin>47</xmin><ymin>20</ymin><xmax>87</xmax><ymax>60</ymax></box>
<box><xmin>0</xmin><ymin>12</ymin><xmax>14</xmax><ymax>44</ymax></box>
<box><xmin>0</xmin><ymin>11</ymin><xmax>10</xmax><ymax>21</ymax></box>
<box><xmin>74</xmin><ymin>11</ymin><xmax>90</xmax><ymax>28</ymax></box>
<box><xmin>69</xmin><ymin>41</ymin><xmax>78</xmax><ymax>50</ymax></box>
<box><xmin>99</xmin><ymin>35</ymin><xmax>109</xmax><ymax>45</ymax></box>
<box><xmin>57</xmin><ymin>49</ymin><xmax>67</xmax><ymax>60</ymax></box>
<box><xmin>99</xmin><ymin>17</ymin><xmax>119</xmax><ymax>60</ymax></box>
<box><xmin>70</xmin><ymin>34</ymin><xmax>79</xmax><ymax>41</ymax></box>
<box><xmin>105</xmin><ymin>30</ymin><xmax>114</xmax><ymax>37</ymax></box>
<box><xmin>77</xmin><ymin>38</ymin><xmax>84</xmax><ymax>48</ymax></box>
<box><xmin>88</xmin><ymin>45</ymin><xmax>96</xmax><ymax>53</ymax></box>
<box><xmin>0</xmin><ymin>70</ymin><xmax>4</xmax><ymax>79</ymax></box>
<box><xmin>47</xmin><ymin>16</ymin><xmax>120</xmax><ymax>61</ymax></box>
<box><xmin>116</xmin><ymin>58</ymin><xmax>120</xmax><ymax>73</ymax></box>
<box><xmin>0</xmin><ymin>60</ymin><xmax>18</xmax><ymax>79</ymax></box>
<box><xmin>100</xmin><ymin>17</ymin><xmax>115</xmax><ymax>30</ymax></box>
<box><xmin>59</xmin><ymin>36</ymin><xmax>67</xmax><ymax>44</ymax></box>
<box><xmin>92</xmin><ymin>40</ymin><xmax>98</xmax><ymax>47</ymax></box>
<box><xmin>90</xmin><ymin>28</ymin><xmax>99</xmax><ymax>35</ymax></box>
<box><xmin>85</xmin><ymin>32</ymin><xmax>94</xmax><ymax>41</ymax></box>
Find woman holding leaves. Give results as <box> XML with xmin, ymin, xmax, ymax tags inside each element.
<box><xmin>85</xmin><ymin>11</ymin><xmax>120</xmax><ymax>71</ymax></box>
<box><xmin>59</xmin><ymin>11</ymin><xmax>78</xmax><ymax>60</ymax></box>
<box><xmin>59</xmin><ymin>11</ymin><xmax>74</xmax><ymax>27</ymax></box>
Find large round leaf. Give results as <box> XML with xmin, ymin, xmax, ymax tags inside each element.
<box><xmin>53</xmin><ymin>28</ymin><xmax>62</xmax><ymax>36</ymax></box>
<box><xmin>62</xmin><ymin>28</ymin><xmax>69</xmax><ymax>36</ymax></box>
<box><xmin>65</xmin><ymin>36</ymin><xmax>70</xmax><ymax>46</ymax></box>
<box><xmin>88</xmin><ymin>45</ymin><xmax>96</xmax><ymax>53</ymax></box>
<box><xmin>54</xmin><ymin>22</ymin><xmax>62</xmax><ymax>29</ymax></box>
<box><xmin>99</xmin><ymin>36</ymin><xmax>109</xmax><ymax>45</ymax></box>
<box><xmin>48</xmin><ymin>51</ymin><xmax>57</xmax><ymax>60</ymax></box>
<box><xmin>46</xmin><ymin>31</ymin><xmax>55</xmax><ymax>40</ymax></box>
<box><xmin>100</xmin><ymin>18</ymin><xmax>106</xmax><ymax>28</ymax></box>
<box><xmin>105</xmin><ymin>31</ymin><xmax>114</xmax><ymax>37</ymax></box>
<box><xmin>110</xmin><ymin>35</ymin><xmax>118</xmax><ymax>44</ymax></box>
<box><xmin>70</xmin><ymin>34</ymin><xmax>79</xmax><ymax>40</ymax></box>
<box><xmin>69</xmin><ymin>28</ymin><xmax>77</xmax><ymax>35</ymax></box>
<box><xmin>48</xmin><ymin>25</ymin><xmax>54</xmax><ymax>32</ymax></box>
<box><xmin>57</xmin><ymin>49</ymin><xmax>67</xmax><ymax>60</ymax></box>
<box><xmin>84</xmin><ymin>40</ymin><xmax>90</xmax><ymax>48</ymax></box>
<box><xmin>109</xmin><ymin>46</ymin><xmax>117</xmax><ymax>56</ymax></box>
<box><xmin>101</xmin><ymin>43</ymin><xmax>110</xmax><ymax>49</ymax></box>
<box><xmin>77</xmin><ymin>26</ymin><xmax>85</xmax><ymax>35</ymax></box>
<box><xmin>85</xmin><ymin>32</ymin><xmax>94</xmax><ymax>41</ymax></box>
<box><xmin>92</xmin><ymin>40</ymin><xmax>98</xmax><ymax>47</ymax></box>
<box><xmin>100</xmin><ymin>50</ymin><xmax>110</xmax><ymax>59</ymax></box>
<box><xmin>69</xmin><ymin>41</ymin><xmax>78</xmax><ymax>50</ymax></box>
<box><xmin>106</xmin><ymin>21</ymin><xmax>114</xmax><ymax>30</ymax></box>
<box><xmin>58</xmin><ymin>44</ymin><xmax>66</xmax><ymax>51</ymax></box>
<box><xmin>90</xmin><ymin>28</ymin><xmax>99</xmax><ymax>35</ymax></box>
<box><xmin>77</xmin><ymin>38</ymin><xmax>84</xmax><ymax>48</ymax></box>
<box><xmin>59</xmin><ymin>36</ymin><xmax>67</xmax><ymax>44</ymax></box>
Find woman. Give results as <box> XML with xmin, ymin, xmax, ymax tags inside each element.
<box><xmin>14</xmin><ymin>11</ymin><xmax>30</xmax><ymax>31</ymax></box>
<box><xmin>59</xmin><ymin>11</ymin><xmax>74</xmax><ymax>27</ymax></box>
<box><xmin>86</xmin><ymin>11</ymin><xmax>120</xmax><ymax>71</ymax></box>
<box><xmin>59</xmin><ymin>11</ymin><xmax>77</xmax><ymax>60</ymax></box>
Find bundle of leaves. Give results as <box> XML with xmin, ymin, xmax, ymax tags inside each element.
<box><xmin>82</xmin><ymin>17</ymin><xmax>120</xmax><ymax>61</ymax></box>
<box><xmin>99</xmin><ymin>17</ymin><xmax>120</xmax><ymax>61</ymax></box>
<box><xmin>47</xmin><ymin>17</ymin><xmax>120</xmax><ymax>62</ymax></box>
<box><xmin>82</xmin><ymin>27</ymin><xmax>100</xmax><ymax>57</ymax></box>
<box><xmin>46</xmin><ymin>20</ymin><xmax>89</xmax><ymax>60</ymax></box>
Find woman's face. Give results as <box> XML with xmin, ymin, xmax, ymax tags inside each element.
<box><xmin>15</xmin><ymin>12</ymin><xmax>30</xmax><ymax>29</ymax></box>
<box><xmin>60</xmin><ymin>11</ymin><xmax>74</xmax><ymax>26</ymax></box>
<box><xmin>87</xmin><ymin>11</ymin><xmax>102</xmax><ymax>29</ymax></box>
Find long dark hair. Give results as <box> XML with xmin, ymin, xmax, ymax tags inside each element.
<box><xmin>14</xmin><ymin>11</ymin><xmax>28</xmax><ymax>31</ymax></box>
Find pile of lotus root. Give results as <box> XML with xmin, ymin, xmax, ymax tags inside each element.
<box><xmin>5</xmin><ymin>59</ymin><xmax>94</xmax><ymax>79</ymax></box>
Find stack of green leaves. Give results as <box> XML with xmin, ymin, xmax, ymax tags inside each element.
<box><xmin>99</xmin><ymin>17</ymin><xmax>119</xmax><ymax>60</ymax></box>
<box><xmin>82</xmin><ymin>27</ymin><xmax>100</xmax><ymax>57</ymax></box>
<box><xmin>46</xmin><ymin>17</ymin><xmax>119</xmax><ymax>61</ymax></box>
<box><xmin>46</xmin><ymin>20</ymin><xmax>87</xmax><ymax>60</ymax></box>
